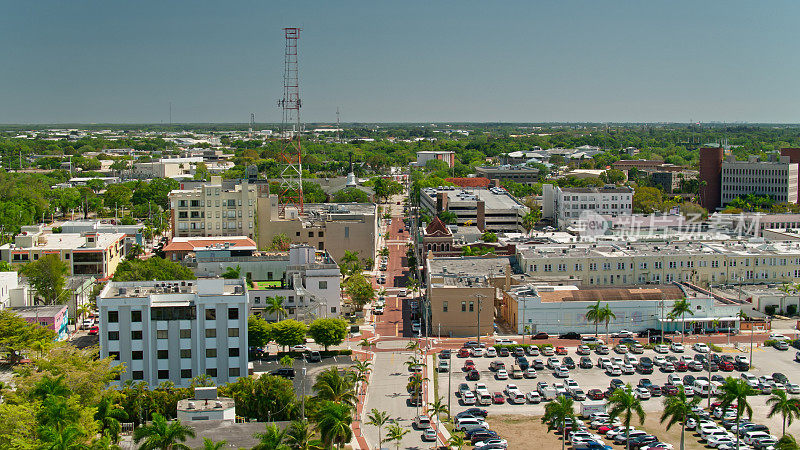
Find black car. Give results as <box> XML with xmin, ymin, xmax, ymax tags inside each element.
<box><xmin>562</xmin><ymin>356</ymin><xmax>575</xmax><ymax>369</ymax></box>
<box><xmin>532</xmin><ymin>332</ymin><xmax>550</xmax><ymax>340</ymax></box>
<box><xmin>470</xmin><ymin>431</ymin><xmax>499</xmax><ymax>444</ymax></box>
<box><xmin>638</xmin><ymin>357</ymin><xmax>654</xmax><ymax>374</ymax></box>
<box><xmin>610</xmin><ymin>378</ymin><xmax>624</xmax><ymax>389</ymax></box>
<box><xmin>683</xmin><ymin>375</ymin><xmax>696</xmax><ymax>385</ymax></box>
<box><xmin>559</xmin><ymin>332</ymin><xmax>581</xmax><ymax>340</ymax></box>
<box><xmin>272</xmin><ymin>368</ymin><xmax>295</xmax><ymax>379</ymax></box>
<box><xmin>532</xmin><ymin>359</ymin><xmax>545</xmax><ymax>370</ymax></box>
<box><xmin>734</xmin><ymin>360</ymin><xmax>750</xmax><ymax>371</ymax></box>
<box><xmin>516</xmin><ymin>356</ymin><xmax>529</xmax><ymax>369</ymax></box>
<box><xmin>638</xmin><ymin>378</ymin><xmax>652</xmax><ymax>388</ymax></box>
<box><xmin>649</xmin><ymin>335</ymin><xmax>673</xmax><ymax>344</ymax></box>
<box><xmin>498</xmin><ymin>347</ymin><xmax>510</xmax><ymax>357</ymax></box>
<box><xmin>629</xmin><ymin>435</ymin><xmax>658</xmax><ymax>449</ymax></box>
<box><xmin>638</xmin><ymin>328</ymin><xmax>661</xmax><ymax>338</ymax></box>
<box><xmin>458</xmin><ymin>407</ymin><xmax>489</xmax><ymax>418</ymax></box>
<box><xmin>466</xmin><ymin>369</ymin><xmax>480</xmax><ymax>381</ymax></box>
<box><xmin>579</xmin><ymin>356</ymin><xmax>594</xmax><ymax>368</ymax></box>
<box><xmin>619</xmin><ymin>338</ymin><xmax>639</xmax><ymax>345</ymax></box>
<box><xmin>773</xmin><ymin>372</ymin><xmax>789</xmax><ymax>384</ymax></box>
<box><xmin>439</xmin><ymin>349</ymin><xmax>451</xmax><ymax>359</ymax></box>
<box><xmin>702</xmin><ymin>361</ymin><xmax>719</xmax><ymax>372</ymax></box>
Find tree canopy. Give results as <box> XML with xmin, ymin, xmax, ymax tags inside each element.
<box><xmin>112</xmin><ymin>257</ymin><xmax>196</xmax><ymax>282</ymax></box>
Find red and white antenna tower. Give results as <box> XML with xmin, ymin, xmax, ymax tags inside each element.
<box><xmin>277</xmin><ymin>27</ymin><xmax>303</xmax><ymax>217</ymax></box>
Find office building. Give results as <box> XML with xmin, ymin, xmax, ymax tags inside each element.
<box><xmin>650</xmin><ymin>170</ymin><xmax>698</xmax><ymax>194</ymax></box>
<box><xmin>720</xmin><ymin>155</ymin><xmax>799</xmax><ymax>205</ymax></box>
<box><xmin>0</xmin><ymin>225</ymin><xmax>125</xmax><ymax>279</ymax></box>
<box><xmin>414</xmin><ymin>150</ymin><xmax>455</xmax><ymax>168</ymax></box>
<box><xmin>699</xmin><ymin>147</ymin><xmax>724</xmax><ymax>211</ymax></box>
<box><xmin>419</xmin><ymin>186</ymin><xmax>529</xmax><ymax>233</ymax></box>
<box><xmin>541</xmin><ymin>184</ymin><xmax>633</xmax><ymax>229</ymax></box>
<box><xmin>475</xmin><ymin>165</ymin><xmax>542</xmax><ymax>185</ymax></box>
<box><xmin>97</xmin><ymin>278</ymin><xmax>249</xmax><ymax>388</ymax></box>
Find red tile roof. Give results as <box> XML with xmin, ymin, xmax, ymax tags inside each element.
<box><xmin>163</xmin><ymin>237</ymin><xmax>257</xmax><ymax>252</ymax></box>
<box><xmin>445</xmin><ymin>177</ymin><xmax>491</xmax><ymax>188</ymax></box>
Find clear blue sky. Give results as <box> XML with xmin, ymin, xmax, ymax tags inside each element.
<box><xmin>1</xmin><ymin>1</ymin><xmax>799</xmax><ymax>124</ymax></box>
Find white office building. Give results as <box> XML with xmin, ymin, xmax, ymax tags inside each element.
<box><xmin>721</xmin><ymin>155</ymin><xmax>799</xmax><ymax>205</ymax></box>
<box><xmin>542</xmin><ymin>184</ymin><xmax>633</xmax><ymax>230</ymax></box>
<box><xmin>97</xmin><ymin>278</ymin><xmax>248</xmax><ymax>388</ymax></box>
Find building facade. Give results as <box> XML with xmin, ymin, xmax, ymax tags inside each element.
<box><xmin>97</xmin><ymin>279</ymin><xmax>249</xmax><ymax>388</ymax></box>
<box><xmin>420</xmin><ymin>186</ymin><xmax>528</xmax><ymax>233</ymax></box>
<box><xmin>475</xmin><ymin>166</ymin><xmax>542</xmax><ymax>185</ymax></box>
<box><xmin>721</xmin><ymin>155</ymin><xmax>798</xmax><ymax>205</ymax></box>
<box><xmin>542</xmin><ymin>184</ymin><xmax>633</xmax><ymax>229</ymax></box>
<box><xmin>415</xmin><ymin>151</ymin><xmax>455</xmax><ymax>168</ymax></box>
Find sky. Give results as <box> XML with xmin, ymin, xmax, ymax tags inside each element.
<box><xmin>1</xmin><ymin>1</ymin><xmax>799</xmax><ymax>124</ymax></box>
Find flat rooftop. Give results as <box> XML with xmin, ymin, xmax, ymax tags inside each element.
<box><xmin>11</xmin><ymin>305</ymin><xmax>67</xmax><ymax>317</ymax></box>
<box><xmin>303</xmin><ymin>202</ymin><xmax>376</xmax><ymax>216</ymax></box>
<box><xmin>164</xmin><ymin>236</ymin><xmax>257</xmax><ymax>252</ymax></box>
<box><xmin>558</xmin><ymin>186</ymin><xmax>633</xmax><ymax>194</ymax></box>
<box><xmin>421</xmin><ymin>186</ymin><xmax>527</xmax><ymax>210</ymax></box>
<box><xmin>428</xmin><ymin>256</ymin><xmax>511</xmax><ymax>278</ymax></box>
<box><xmin>101</xmin><ymin>279</ymin><xmax>246</xmax><ymax>299</ymax></box>
<box><xmin>3</xmin><ymin>232</ymin><xmax>124</xmax><ymax>251</ymax></box>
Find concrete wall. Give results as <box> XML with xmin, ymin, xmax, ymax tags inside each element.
<box><xmin>429</xmin><ymin>286</ymin><xmax>495</xmax><ymax>337</ymax></box>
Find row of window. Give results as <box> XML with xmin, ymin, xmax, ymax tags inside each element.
<box><xmin>129</xmin><ymin>367</ymin><xmax>240</xmax><ymax>381</ymax></box>
<box><xmin>440</xmin><ymin>301</ymin><xmax>476</xmax><ymax>313</ymax></box>
<box><xmin>109</xmin><ymin>347</ymin><xmax>240</xmax><ymax>360</ymax></box>
<box><xmin>529</xmin><ymin>257</ymin><xmax>793</xmax><ymax>273</ymax></box>
<box><xmin>107</xmin><ymin>327</ymin><xmax>239</xmax><ymax>341</ymax></box>
<box><xmin>107</xmin><ymin>307</ymin><xmax>240</xmax><ymax>323</ymax></box>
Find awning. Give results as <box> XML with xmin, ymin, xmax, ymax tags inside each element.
<box><xmin>657</xmin><ymin>317</ymin><xmax>740</xmax><ymax>323</ymax></box>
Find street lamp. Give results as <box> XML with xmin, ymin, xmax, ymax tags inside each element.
<box><xmin>475</xmin><ymin>293</ymin><xmax>485</xmax><ymax>346</ymax></box>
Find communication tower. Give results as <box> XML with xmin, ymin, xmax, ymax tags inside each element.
<box><xmin>249</xmin><ymin>113</ymin><xmax>255</xmax><ymax>139</ymax></box>
<box><xmin>277</xmin><ymin>27</ymin><xmax>303</xmax><ymax>217</ymax></box>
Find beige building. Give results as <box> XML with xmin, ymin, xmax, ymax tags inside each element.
<box><xmin>426</xmin><ymin>256</ymin><xmax>512</xmax><ymax>337</ymax></box>
<box><xmin>169</xmin><ymin>177</ymin><xmax>265</xmax><ymax>240</ymax></box>
<box><xmin>517</xmin><ymin>240</ymin><xmax>800</xmax><ymax>287</ymax></box>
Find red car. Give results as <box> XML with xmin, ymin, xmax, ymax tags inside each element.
<box><xmin>89</xmin><ymin>326</ymin><xmax>99</xmax><ymax>335</ymax></box>
<box><xmin>492</xmin><ymin>392</ymin><xmax>505</xmax><ymax>404</ymax></box>
<box><xmin>555</xmin><ymin>346</ymin><xmax>568</xmax><ymax>355</ymax></box>
<box><xmin>587</xmin><ymin>389</ymin><xmax>605</xmax><ymax>400</ymax></box>
<box><xmin>674</xmin><ymin>361</ymin><xmax>688</xmax><ymax>372</ymax></box>
<box><xmin>598</xmin><ymin>424</ymin><xmax>617</xmax><ymax>433</ymax></box>
<box><xmin>463</xmin><ymin>360</ymin><xmax>475</xmax><ymax>371</ymax></box>
<box><xmin>719</xmin><ymin>361</ymin><xmax>734</xmax><ymax>372</ymax></box>
<box><xmin>457</xmin><ymin>348</ymin><xmax>470</xmax><ymax>358</ymax></box>
<box><xmin>661</xmin><ymin>384</ymin><xmax>678</xmax><ymax>396</ymax></box>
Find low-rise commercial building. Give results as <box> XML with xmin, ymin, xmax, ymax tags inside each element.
<box><xmin>415</xmin><ymin>150</ymin><xmax>455</xmax><ymax>168</ymax></box>
<box><xmin>11</xmin><ymin>304</ymin><xmax>70</xmax><ymax>341</ymax></box>
<box><xmin>420</xmin><ymin>186</ymin><xmax>528</xmax><ymax>233</ymax></box>
<box><xmin>97</xmin><ymin>278</ymin><xmax>249</xmax><ymax>388</ymax></box>
<box><xmin>475</xmin><ymin>165</ymin><xmax>542</xmax><ymax>185</ymax></box>
<box><xmin>177</xmin><ymin>387</ymin><xmax>236</xmax><ymax>422</ymax></box>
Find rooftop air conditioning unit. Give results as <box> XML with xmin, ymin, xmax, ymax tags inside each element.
<box><xmin>215</xmin><ymin>401</ymin><xmax>223</xmax><ymax>408</ymax></box>
<box><xmin>187</xmin><ymin>402</ymin><xmax>195</xmax><ymax>409</ymax></box>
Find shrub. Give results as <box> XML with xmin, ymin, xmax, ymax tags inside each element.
<box><xmin>765</xmin><ymin>305</ymin><xmax>778</xmax><ymax>316</ymax></box>
<box><xmin>708</xmin><ymin>343</ymin><xmax>722</xmax><ymax>353</ymax></box>
<box><xmin>764</xmin><ymin>339</ymin><xmax>777</xmax><ymax>347</ymax></box>
<box><xmin>787</xmin><ymin>304</ymin><xmax>798</xmax><ymax>316</ymax></box>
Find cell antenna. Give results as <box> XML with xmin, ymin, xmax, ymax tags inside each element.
<box><xmin>336</xmin><ymin>107</ymin><xmax>341</xmax><ymax>143</ymax></box>
<box><xmin>277</xmin><ymin>27</ymin><xmax>303</xmax><ymax>217</ymax></box>
<box><xmin>249</xmin><ymin>113</ymin><xmax>255</xmax><ymax>139</ymax></box>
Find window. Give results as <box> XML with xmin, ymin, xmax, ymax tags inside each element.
<box><xmin>443</xmin><ymin>301</ymin><xmax>448</xmax><ymax>312</ymax></box>
<box><xmin>205</xmin><ymin>329</ymin><xmax>217</xmax><ymax>338</ymax></box>
<box><xmin>229</xmin><ymin>348</ymin><xmax>240</xmax><ymax>357</ymax></box>
<box><xmin>206</xmin><ymin>368</ymin><xmax>217</xmax><ymax>377</ymax></box>
<box><xmin>205</xmin><ymin>309</ymin><xmax>216</xmax><ymax>320</ymax></box>
<box><xmin>108</xmin><ymin>311</ymin><xmax>119</xmax><ymax>323</ymax></box>
<box><xmin>469</xmin><ymin>301</ymin><xmax>474</xmax><ymax>312</ymax></box>
<box><xmin>157</xmin><ymin>350</ymin><xmax>168</xmax><ymax>359</ymax></box>
<box><xmin>108</xmin><ymin>331</ymin><xmax>119</xmax><ymax>341</ymax></box>
<box><xmin>229</xmin><ymin>367</ymin><xmax>240</xmax><ymax>377</ymax></box>
<box><xmin>461</xmin><ymin>301</ymin><xmax>466</xmax><ymax>312</ymax></box>
<box><xmin>181</xmin><ymin>369</ymin><xmax>192</xmax><ymax>379</ymax></box>
<box><xmin>180</xmin><ymin>349</ymin><xmax>191</xmax><ymax>358</ymax></box>
<box><xmin>109</xmin><ymin>351</ymin><xmax>120</xmax><ymax>361</ymax></box>
<box><xmin>131</xmin><ymin>330</ymin><xmax>142</xmax><ymax>340</ymax></box>
<box><xmin>309</xmin><ymin>231</ymin><xmax>314</xmax><ymax>238</ymax></box>
<box><xmin>132</xmin><ymin>351</ymin><xmax>143</xmax><ymax>360</ymax></box>
<box><xmin>206</xmin><ymin>349</ymin><xmax>217</xmax><ymax>358</ymax></box>
<box><xmin>344</xmin><ymin>226</ymin><xmax>350</xmax><ymax>238</ymax></box>
<box><xmin>131</xmin><ymin>310</ymin><xmax>142</xmax><ymax>322</ymax></box>
<box><xmin>158</xmin><ymin>370</ymin><xmax>169</xmax><ymax>379</ymax></box>
<box><xmin>132</xmin><ymin>371</ymin><xmax>144</xmax><ymax>380</ymax></box>
<box><xmin>180</xmin><ymin>329</ymin><xmax>191</xmax><ymax>339</ymax></box>
<box><xmin>319</xmin><ymin>281</ymin><xmax>328</xmax><ymax>290</ymax></box>
<box><xmin>228</xmin><ymin>328</ymin><xmax>239</xmax><ymax>337</ymax></box>
<box><xmin>157</xmin><ymin>330</ymin><xmax>169</xmax><ymax>339</ymax></box>
<box><xmin>318</xmin><ymin>231</ymin><xmax>324</xmax><ymax>237</ymax></box>
<box><xmin>228</xmin><ymin>307</ymin><xmax>239</xmax><ymax>320</ymax></box>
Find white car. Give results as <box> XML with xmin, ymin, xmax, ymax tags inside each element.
<box><xmin>622</xmin><ymin>363</ymin><xmax>635</xmax><ymax>374</ymax></box>
<box><xmin>654</xmin><ymin>355</ymin><xmax>667</xmax><ymax>366</ymax></box>
<box><xmin>461</xmin><ymin>391</ymin><xmax>476</xmax><ymax>405</ymax></box>
<box><xmin>542</xmin><ymin>346</ymin><xmax>555</xmax><ymax>356</ymax></box>
<box><xmin>524</xmin><ymin>367</ymin><xmax>537</xmax><ymax>378</ymax></box>
<box><xmin>291</xmin><ymin>345</ymin><xmax>310</xmax><ymax>352</ymax></box>
<box><xmin>614</xmin><ymin>329</ymin><xmax>634</xmax><ymax>338</ymax></box>
<box><xmin>670</xmin><ymin>342</ymin><xmax>685</xmax><ymax>353</ymax></box>
<box><xmin>707</xmin><ymin>434</ymin><xmax>736</xmax><ymax>448</ymax></box>
<box><xmin>496</xmin><ymin>369</ymin><xmax>509</xmax><ymax>380</ymax></box>
<box><xmin>526</xmin><ymin>391</ymin><xmax>542</xmax><ymax>403</ymax></box>
<box><xmin>485</xmin><ymin>347</ymin><xmax>497</xmax><ymax>357</ymax></box>
<box><xmin>786</xmin><ymin>383</ymin><xmax>800</xmax><ymax>394</ymax></box>
<box><xmin>654</xmin><ymin>344</ymin><xmax>669</xmax><ymax>354</ymax></box>
<box><xmin>769</xmin><ymin>332</ymin><xmax>789</xmax><ymax>341</ymax></box>
<box><xmin>554</xmin><ymin>366</ymin><xmax>570</xmax><ymax>378</ymax></box>
<box><xmin>740</xmin><ymin>373</ymin><xmax>759</xmax><ymax>388</ymax></box>
<box><xmin>606</xmin><ymin>364</ymin><xmax>622</xmax><ymax>376</ymax></box>
<box><xmin>504</xmin><ymin>384</ymin><xmax>520</xmax><ymax>395</ymax></box>
<box><xmin>693</xmin><ymin>343</ymin><xmax>710</xmax><ymax>353</ymax></box>
<box><xmin>667</xmin><ymin>374</ymin><xmax>683</xmax><ymax>386</ymax></box>
<box><xmin>624</xmin><ymin>355</ymin><xmax>639</xmax><ymax>365</ymax></box>
<box><xmin>615</xmin><ymin>344</ymin><xmax>629</xmax><ymax>354</ymax></box>
<box><xmin>634</xmin><ymin>387</ymin><xmax>651</xmax><ymax>399</ymax></box>
<box><xmin>475</xmin><ymin>439</ymin><xmax>508</xmax><ymax>449</ymax></box>
<box><xmin>472</xmin><ymin>347</ymin><xmax>484</xmax><ymax>357</ymax></box>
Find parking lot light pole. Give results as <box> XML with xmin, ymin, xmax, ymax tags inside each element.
<box><xmin>475</xmin><ymin>293</ymin><xmax>485</xmax><ymax>347</ymax></box>
<box><xmin>447</xmin><ymin>353</ymin><xmax>452</xmax><ymax>419</ymax></box>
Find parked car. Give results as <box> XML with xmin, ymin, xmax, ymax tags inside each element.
<box><xmin>693</xmin><ymin>343</ymin><xmax>710</xmax><ymax>353</ymax></box>
<box><xmin>532</xmin><ymin>332</ymin><xmax>550</xmax><ymax>340</ymax></box>
<box><xmin>560</xmin><ymin>332</ymin><xmax>582</xmax><ymax>340</ymax></box>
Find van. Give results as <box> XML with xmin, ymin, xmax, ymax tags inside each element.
<box><xmin>508</xmin><ymin>391</ymin><xmax>526</xmax><ymax>404</ymax></box>
<box><xmin>455</xmin><ymin>417</ymin><xmax>487</xmax><ymax>432</ymax></box>
<box><xmin>694</xmin><ymin>380</ymin><xmax>712</xmax><ymax>397</ymax></box>
<box><xmin>511</xmin><ymin>364</ymin><xmax>523</xmax><ymax>379</ymax></box>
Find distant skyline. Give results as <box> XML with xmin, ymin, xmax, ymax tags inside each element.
<box><xmin>1</xmin><ymin>1</ymin><xmax>799</xmax><ymax>124</ymax></box>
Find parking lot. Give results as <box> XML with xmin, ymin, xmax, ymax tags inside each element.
<box><xmin>440</xmin><ymin>340</ymin><xmax>800</xmax><ymax>436</ymax></box>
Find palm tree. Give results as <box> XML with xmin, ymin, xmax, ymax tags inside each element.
<box><xmin>38</xmin><ymin>425</ymin><xmax>87</xmax><ymax>450</ymax></box>
<box><xmin>767</xmin><ymin>389</ymin><xmax>800</xmax><ymax>437</ymax></box>
<box><xmin>133</xmin><ymin>413</ymin><xmax>195</xmax><ymax>450</ymax></box>
<box><xmin>253</xmin><ymin>423</ymin><xmax>289</xmax><ymax>450</ymax></box>
<box><xmin>280</xmin><ymin>355</ymin><xmax>295</xmax><ymax>369</ymax></box>
<box><xmin>358</xmin><ymin>338</ymin><xmax>375</xmax><ymax>351</ymax></box>
<box><xmin>284</xmin><ymin>420</ymin><xmax>319</xmax><ymax>450</ymax></box>
<box><xmin>586</xmin><ymin>301</ymin><xmax>603</xmax><ymax>337</ymax></box>
<box><xmin>607</xmin><ymin>385</ymin><xmax>646</xmax><ymax>450</ymax></box>
<box><xmin>716</xmin><ymin>378</ymin><xmax>755</xmax><ymax>450</ymax></box>
<box><xmin>542</xmin><ymin>396</ymin><xmax>575</xmax><ymax>450</ymax></box>
<box><xmin>366</xmin><ymin>409</ymin><xmax>390</xmax><ymax>449</ymax></box>
<box><xmin>405</xmin><ymin>340</ymin><xmax>421</xmax><ymax>355</ymax></box>
<box><xmin>428</xmin><ymin>396</ymin><xmax>449</xmax><ymax>447</ymax></box>
<box><xmin>352</xmin><ymin>360</ymin><xmax>372</xmax><ymax>379</ymax></box>
<box><xmin>266</xmin><ymin>296</ymin><xmax>288</xmax><ymax>320</ymax></box>
<box><xmin>94</xmin><ymin>396</ymin><xmax>128</xmax><ymax>443</ymax></box>
<box><xmin>661</xmin><ymin>386</ymin><xmax>701</xmax><ymax>450</ymax></box>
<box><xmin>314</xmin><ymin>401</ymin><xmax>353</xmax><ymax>449</ymax></box>
<box><xmin>776</xmin><ymin>434</ymin><xmax>800</xmax><ymax>450</ymax></box>
<box><xmin>383</xmin><ymin>422</ymin><xmax>409</xmax><ymax>450</ymax></box>
<box><xmin>600</xmin><ymin>304</ymin><xmax>616</xmax><ymax>343</ymax></box>
<box><xmin>669</xmin><ymin>299</ymin><xmax>694</xmax><ymax>343</ymax></box>
<box><xmin>312</xmin><ymin>367</ymin><xmax>357</xmax><ymax>408</ymax></box>
<box><xmin>32</xmin><ymin>374</ymin><xmax>71</xmax><ymax>400</ymax></box>
<box><xmin>446</xmin><ymin>434</ymin><xmax>468</xmax><ymax>450</ymax></box>
<box><xmin>221</xmin><ymin>265</ymin><xmax>241</xmax><ymax>279</ymax></box>
<box><xmin>778</xmin><ymin>282</ymin><xmax>796</xmax><ymax>314</ymax></box>
<box><xmin>200</xmin><ymin>437</ymin><xmax>226</xmax><ymax>450</ymax></box>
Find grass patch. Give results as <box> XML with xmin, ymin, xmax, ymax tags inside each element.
<box><xmin>708</xmin><ymin>343</ymin><xmax>723</xmax><ymax>352</ymax></box>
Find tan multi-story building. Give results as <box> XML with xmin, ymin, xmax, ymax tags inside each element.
<box><xmin>169</xmin><ymin>176</ymin><xmax>265</xmax><ymax>240</ymax></box>
<box><xmin>426</xmin><ymin>256</ymin><xmax>512</xmax><ymax>337</ymax></box>
<box><xmin>517</xmin><ymin>240</ymin><xmax>800</xmax><ymax>287</ymax></box>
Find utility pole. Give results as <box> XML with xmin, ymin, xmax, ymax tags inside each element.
<box><xmin>521</xmin><ymin>296</ymin><xmax>526</xmax><ymax>346</ymax></box>
<box><xmin>475</xmin><ymin>293</ymin><xmax>485</xmax><ymax>346</ymax></box>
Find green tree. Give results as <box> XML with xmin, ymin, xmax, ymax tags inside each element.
<box><xmin>38</xmin><ymin>424</ymin><xmax>87</xmax><ymax>450</ymax></box>
<box><xmin>542</xmin><ymin>395</ymin><xmax>575</xmax><ymax>450</ymax></box>
<box><xmin>767</xmin><ymin>389</ymin><xmax>799</xmax><ymax>437</ymax></box>
<box><xmin>280</xmin><ymin>355</ymin><xmax>295</xmax><ymax>369</ymax></box>
<box><xmin>333</xmin><ymin>187</ymin><xmax>370</xmax><ymax>203</ymax></box>
<box><xmin>102</xmin><ymin>185</ymin><xmax>133</xmax><ymax>209</ymax></box>
<box><xmin>132</xmin><ymin>413</ymin><xmax>195</xmax><ymax>450</ymax></box>
<box><xmin>585</xmin><ymin>301</ymin><xmax>603</xmax><ymax>337</ymax></box>
<box><xmin>607</xmin><ymin>385</ymin><xmax>646</xmax><ymax>450</ymax></box>
<box><xmin>481</xmin><ymin>231</ymin><xmax>498</xmax><ymax>243</ymax></box>
<box><xmin>600</xmin><ymin>304</ymin><xmax>616</xmax><ymax>343</ymax></box>
<box><xmin>253</xmin><ymin>423</ymin><xmax>290</xmax><ymax>450</ymax></box>
<box><xmin>265</xmin><ymin>296</ymin><xmax>288</xmax><ymax>320</ymax></box>
<box><xmin>112</xmin><ymin>257</ymin><xmax>196</xmax><ymax>282</ymax></box>
<box><xmin>716</xmin><ymin>378</ymin><xmax>754</xmax><ymax>450</ymax></box>
<box><xmin>307</xmin><ymin>318</ymin><xmax>348</xmax><ymax>351</ymax></box>
<box><xmin>437</xmin><ymin>211</ymin><xmax>458</xmax><ymax>225</ymax></box>
<box><xmin>632</xmin><ymin>186</ymin><xmax>664</xmax><ymax>214</ymax></box>
<box><xmin>312</xmin><ymin>367</ymin><xmax>357</xmax><ymax>408</ymax></box>
<box><xmin>200</xmin><ymin>437</ymin><xmax>226</xmax><ymax>450</ymax></box>
<box><xmin>218</xmin><ymin>375</ymin><xmax>298</xmax><ymax>422</ymax></box>
<box><xmin>382</xmin><ymin>422</ymin><xmax>408</xmax><ymax>450</ymax></box>
<box><xmin>20</xmin><ymin>254</ymin><xmax>70</xmax><ymax>305</ymax></box>
<box><xmin>248</xmin><ymin>315</ymin><xmax>272</xmax><ymax>348</ymax></box>
<box><xmin>94</xmin><ymin>396</ymin><xmax>128</xmax><ymax>443</ymax></box>
<box><xmin>366</xmin><ymin>409</ymin><xmax>390</xmax><ymax>449</ymax></box>
<box><xmin>313</xmin><ymin>401</ymin><xmax>353</xmax><ymax>449</ymax></box>
<box><xmin>661</xmin><ymin>386</ymin><xmax>701</xmax><ymax>450</ymax></box>
<box><xmin>0</xmin><ymin>309</ymin><xmax>56</xmax><ymax>363</ymax></box>
<box><xmin>340</xmin><ymin>250</ymin><xmax>361</xmax><ymax>276</ymax></box>
<box><xmin>220</xmin><ymin>265</ymin><xmax>241</xmax><ymax>279</ymax></box>
<box><xmin>446</xmin><ymin>434</ymin><xmax>467</xmax><ymax>450</ymax></box>
<box><xmin>522</xmin><ymin>209</ymin><xmax>540</xmax><ymax>233</ymax></box>
<box><xmin>343</xmin><ymin>273</ymin><xmax>374</xmax><ymax>311</ymax></box>
<box><xmin>270</xmin><ymin>233</ymin><xmax>292</xmax><ymax>251</ymax></box>
<box><xmin>601</xmin><ymin>168</ymin><xmax>626</xmax><ymax>184</ymax></box>
<box><xmin>669</xmin><ymin>299</ymin><xmax>694</xmax><ymax>344</ymax></box>
<box><xmin>776</xmin><ymin>434</ymin><xmax>800</xmax><ymax>450</ymax></box>
<box><xmin>271</xmin><ymin>319</ymin><xmax>308</xmax><ymax>350</ymax></box>
<box><xmin>284</xmin><ymin>420</ymin><xmax>319</xmax><ymax>450</ymax></box>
